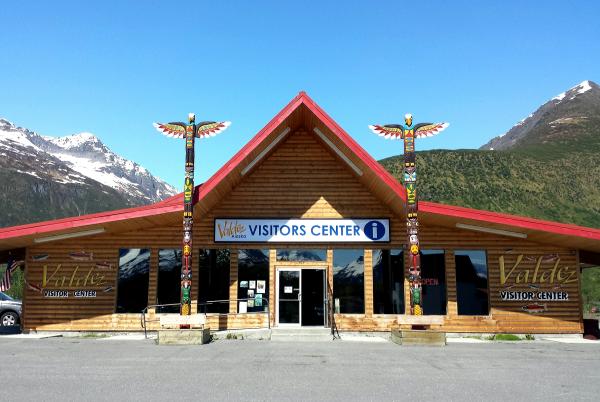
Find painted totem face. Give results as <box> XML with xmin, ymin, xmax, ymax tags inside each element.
<box><xmin>184</xmin><ymin>231</ymin><xmax>191</xmax><ymax>243</ymax></box>
<box><xmin>410</xmin><ymin>244</ymin><xmax>419</xmax><ymax>255</ymax></box>
<box><xmin>404</xmin><ymin>167</ymin><xmax>416</xmax><ymax>183</ymax></box>
<box><xmin>406</xmin><ymin>204</ymin><xmax>418</xmax><ymax>215</ymax></box>
<box><xmin>184</xmin><ymin>178</ymin><xmax>193</xmax><ymax>201</ymax></box>
<box><xmin>409</xmin><ymin>234</ymin><xmax>418</xmax><ymax>244</ymax></box>
<box><xmin>406</xmin><ymin>183</ymin><xmax>417</xmax><ymax>204</ymax></box>
<box><xmin>407</xmin><ymin>212</ymin><xmax>418</xmax><ymax>232</ymax></box>
<box><xmin>404</xmin><ymin>114</ymin><xmax>413</xmax><ymax>127</ymax></box>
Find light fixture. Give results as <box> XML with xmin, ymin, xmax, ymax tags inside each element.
<box><xmin>241</xmin><ymin>127</ymin><xmax>291</xmax><ymax>176</ymax></box>
<box><xmin>313</xmin><ymin>127</ymin><xmax>363</xmax><ymax>176</ymax></box>
<box><xmin>33</xmin><ymin>228</ymin><xmax>106</xmax><ymax>243</ymax></box>
<box><xmin>456</xmin><ymin>223</ymin><xmax>527</xmax><ymax>239</ymax></box>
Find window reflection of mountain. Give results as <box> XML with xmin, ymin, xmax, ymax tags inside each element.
<box><xmin>157</xmin><ymin>249</ymin><xmax>181</xmax><ymax>313</ymax></box>
<box><xmin>117</xmin><ymin>248</ymin><xmax>150</xmax><ymax>313</ymax></box>
<box><xmin>373</xmin><ymin>250</ymin><xmax>404</xmax><ymax>314</ymax></box>
<box><xmin>276</xmin><ymin>249</ymin><xmax>326</xmax><ymax>262</ymax></box>
<box><xmin>118</xmin><ymin>249</ymin><xmax>150</xmax><ymax>280</ymax></box>
<box><xmin>239</xmin><ymin>249</ymin><xmax>269</xmax><ymax>265</ymax></box>
<box><xmin>333</xmin><ymin>256</ymin><xmax>364</xmax><ymax>281</ymax></box>
<box><xmin>456</xmin><ymin>254</ymin><xmax>489</xmax><ymax>315</ymax></box>
<box><xmin>238</xmin><ymin>250</ymin><xmax>269</xmax><ymax>313</ymax></box>
<box><xmin>158</xmin><ymin>249</ymin><xmax>182</xmax><ymax>272</ymax></box>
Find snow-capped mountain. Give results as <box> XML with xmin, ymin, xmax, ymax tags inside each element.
<box><xmin>0</xmin><ymin>118</ymin><xmax>177</xmax><ymax>227</ymax></box>
<box><xmin>1</xmin><ymin>118</ymin><xmax>177</xmax><ymax>204</ymax></box>
<box><xmin>480</xmin><ymin>80</ymin><xmax>600</xmax><ymax>150</ymax></box>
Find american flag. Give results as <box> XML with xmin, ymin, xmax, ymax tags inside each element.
<box><xmin>0</xmin><ymin>257</ymin><xmax>24</xmax><ymax>292</ymax></box>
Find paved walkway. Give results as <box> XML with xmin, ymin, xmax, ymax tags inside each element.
<box><xmin>1</xmin><ymin>336</ymin><xmax>599</xmax><ymax>401</ymax></box>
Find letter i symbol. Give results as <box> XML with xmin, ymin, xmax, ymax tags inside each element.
<box><xmin>371</xmin><ymin>222</ymin><xmax>378</xmax><ymax>239</ymax></box>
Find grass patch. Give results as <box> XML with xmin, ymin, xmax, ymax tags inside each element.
<box><xmin>225</xmin><ymin>332</ymin><xmax>244</xmax><ymax>340</ymax></box>
<box><xmin>79</xmin><ymin>333</ymin><xmax>109</xmax><ymax>339</ymax></box>
<box><xmin>492</xmin><ymin>334</ymin><xmax>522</xmax><ymax>341</ymax></box>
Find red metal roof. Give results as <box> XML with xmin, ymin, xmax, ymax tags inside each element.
<box><xmin>421</xmin><ymin>201</ymin><xmax>600</xmax><ymax>241</ymax></box>
<box><xmin>1</xmin><ymin>92</ymin><xmax>599</xmax><ymax>250</ymax></box>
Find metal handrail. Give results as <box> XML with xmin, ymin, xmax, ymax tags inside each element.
<box><xmin>140</xmin><ymin>298</ymin><xmax>270</xmax><ymax>339</ymax></box>
<box><xmin>198</xmin><ymin>297</ymin><xmax>270</xmax><ymax>330</ymax></box>
<box><xmin>327</xmin><ymin>282</ymin><xmax>340</xmax><ymax>340</ymax></box>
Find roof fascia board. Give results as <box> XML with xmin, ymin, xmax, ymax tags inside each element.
<box><xmin>241</xmin><ymin>127</ymin><xmax>291</xmax><ymax>176</ymax></box>
<box><xmin>313</xmin><ymin>127</ymin><xmax>363</xmax><ymax>176</ymax></box>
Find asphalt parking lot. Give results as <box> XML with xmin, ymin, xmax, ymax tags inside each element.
<box><xmin>1</xmin><ymin>336</ymin><xmax>599</xmax><ymax>401</ymax></box>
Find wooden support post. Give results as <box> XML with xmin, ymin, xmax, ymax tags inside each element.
<box><xmin>364</xmin><ymin>249</ymin><xmax>374</xmax><ymax>317</ymax></box>
<box><xmin>229</xmin><ymin>250</ymin><xmax>238</xmax><ymax>314</ymax></box>
<box><xmin>269</xmin><ymin>249</ymin><xmax>276</xmax><ymax>328</ymax></box>
<box><xmin>446</xmin><ymin>250</ymin><xmax>457</xmax><ymax>316</ymax></box>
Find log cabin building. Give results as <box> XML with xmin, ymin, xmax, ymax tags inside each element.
<box><xmin>1</xmin><ymin>92</ymin><xmax>600</xmax><ymax>334</ymax></box>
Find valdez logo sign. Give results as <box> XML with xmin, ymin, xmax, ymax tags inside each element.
<box><xmin>214</xmin><ymin>219</ymin><xmax>390</xmax><ymax>243</ymax></box>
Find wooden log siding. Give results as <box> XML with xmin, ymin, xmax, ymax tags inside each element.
<box><xmin>23</xmin><ymin>129</ymin><xmax>583</xmax><ymax>333</ymax></box>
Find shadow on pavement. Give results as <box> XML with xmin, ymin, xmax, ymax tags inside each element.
<box><xmin>0</xmin><ymin>326</ymin><xmax>21</xmax><ymax>335</ymax></box>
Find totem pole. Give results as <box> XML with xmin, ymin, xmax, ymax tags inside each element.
<box><xmin>369</xmin><ymin>115</ymin><xmax>448</xmax><ymax>315</ymax></box>
<box><xmin>154</xmin><ymin>116</ymin><xmax>230</xmax><ymax>316</ymax></box>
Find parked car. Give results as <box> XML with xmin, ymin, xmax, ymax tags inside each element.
<box><xmin>0</xmin><ymin>291</ymin><xmax>22</xmax><ymax>327</ymax></box>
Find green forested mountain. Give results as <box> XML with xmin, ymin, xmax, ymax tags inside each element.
<box><xmin>380</xmin><ymin>80</ymin><xmax>600</xmax><ymax>229</ymax></box>
<box><xmin>380</xmin><ymin>146</ymin><xmax>600</xmax><ymax>228</ymax></box>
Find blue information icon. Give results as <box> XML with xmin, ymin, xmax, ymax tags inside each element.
<box><xmin>364</xmin><ymin>220</ymin><xmax>385</xmax><ymax>241</ymax></box>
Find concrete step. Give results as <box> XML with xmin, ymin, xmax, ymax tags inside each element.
<box><xmin>157</xmin><ymin>328</ymin><xmax>211</xmax><ymax>345</ymax></box>
<box><xmin>391</xmin><ymin>329</ymin><xmax>446</xmax><ymax>346</ymax></box>
<box><xmin>271</xmin><ymin>327</ymin><xmax>333</xmax><ymax>342</ymax></box>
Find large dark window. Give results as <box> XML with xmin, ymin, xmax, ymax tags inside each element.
<box><xmin>420</xmin><ymin>249</ymin><xmax>446</xmax><ymax>315</ymax></box>
<box><xmin>373</xmin><ymin>249</ymin><xmax>404</xmax><ymax>314</ymax></box>
<box><xmin>455</xmin><ymin>250</ymin><xmax>489</xmax><ymax>315</ymax></box>
<box><xmin>198</xmin><ymin>249</ymin><xmax>231</xmax><ymax>314</ymax></box>
<box><xmin>237</xmin><ymin>249</ymin><xmax>269</xmax><ymax>313</ymax></box>
<box><xmin>116</xmin><ymin>248</ymin><xmax>150</xmax><ymax>313</ymax></box>
<box><xmin>156</xmin><ymin>249</ymin><xmax>181</xmax><ymax>313</ymax></box>
<box><xmin>333</xmin><ymin>249</ymin><xmax>364</xmax><ymax>314</ymax></box>
<box><xmin>276</xmin><ymin>249</ymin><xmax>326</xmax><ymax>262</ymax></box>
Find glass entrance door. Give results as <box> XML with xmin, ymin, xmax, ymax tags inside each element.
<box><xmin>277</xmin><ymin>269</ymin><xmax>301</xmax><ymax>325</ymax></box>
<box><xmin>277</xmin><ymin>268</ymin><xmax>326</xmax><ymax>327</ymax></box>
<box><xmin>301</xmin><ymin>269</ymin><xmax>326</xmax><ymax>326</ymax></box>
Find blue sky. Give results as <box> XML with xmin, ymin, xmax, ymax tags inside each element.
<box><xmin>1</xmin><ymin>1</ymin><xmax>599</xmax><ymax>189</ymax></box>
